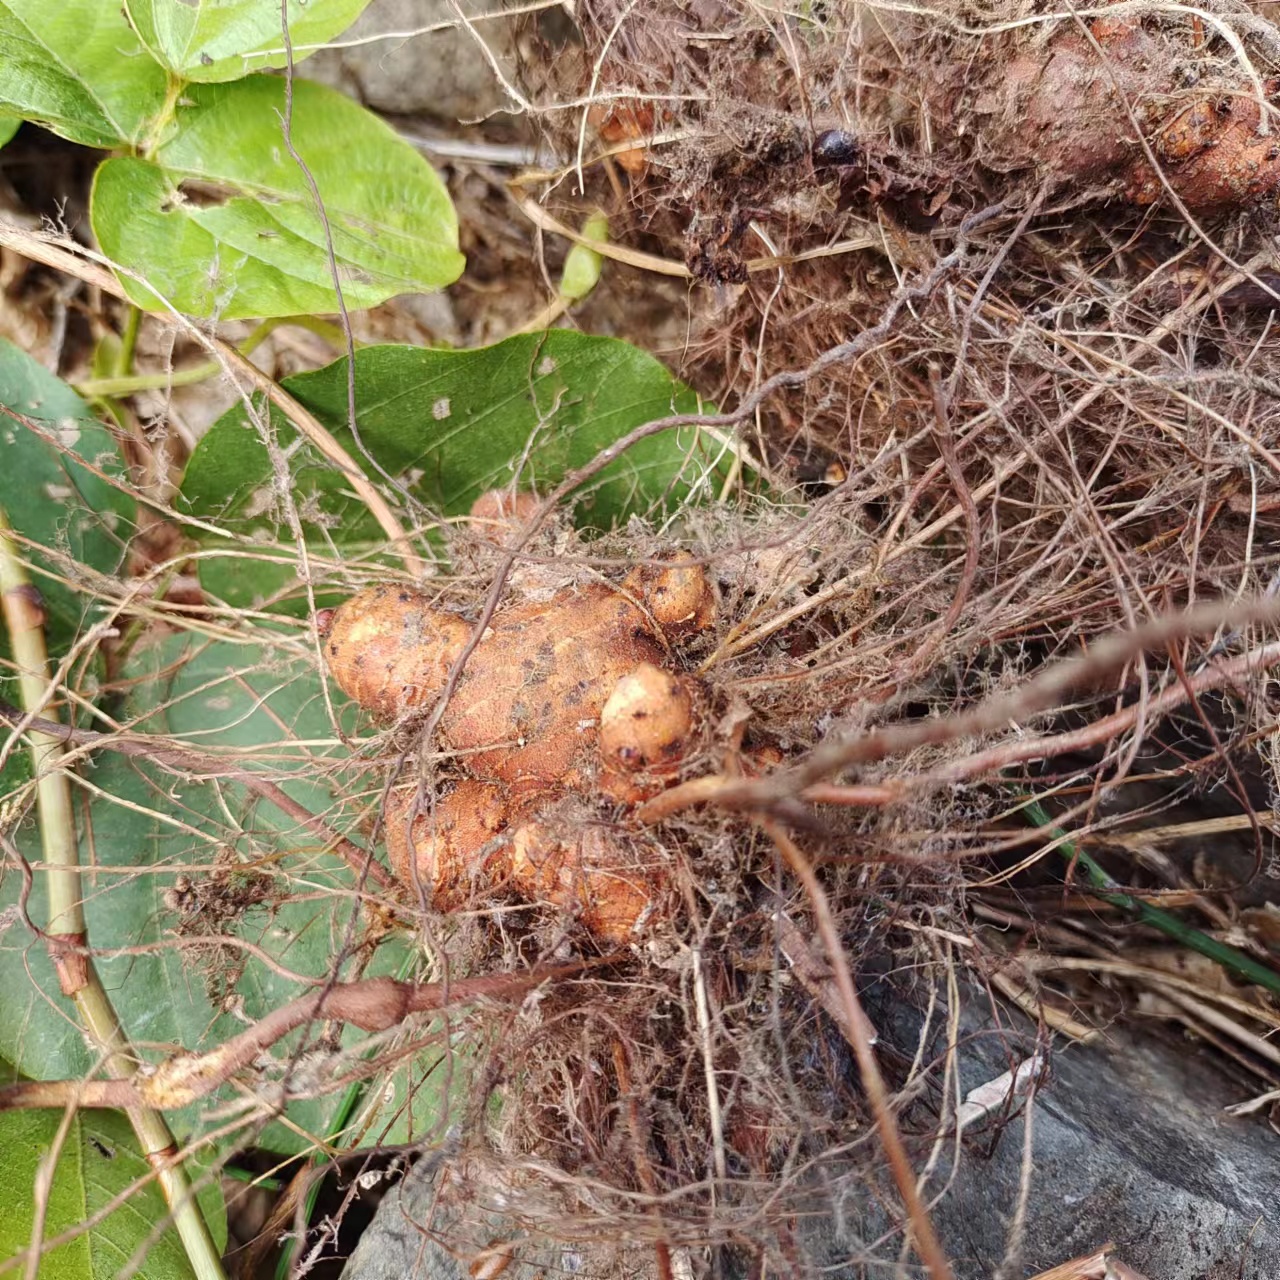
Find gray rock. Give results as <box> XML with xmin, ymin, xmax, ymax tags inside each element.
<box><xmin>339</xmin><ymin>1147</ymin><xmax>604</xmax><ymax>1280</ymax></box>
<box><xmin>832</xmin><ymin>984</ymin><xmax>1280</xmax><ymax>1278</ymax></box>
<box><xmin>302</xmin><ymin>0</ymin><xmax>521</xmax><ymax>124</ymax></box>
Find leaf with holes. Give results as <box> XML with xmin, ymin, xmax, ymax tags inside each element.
<box><xmin>0</xmin><ymin>0</ymin><xmax>167</xmax><ymax>147</ymax></box>
<box><xmin>91</xmin><ymin>76</ymin><xmax>463</xmax><ymax>320</ymax></box>
<box><xmin>179</xmin><ymin>332</ymin><xmax>729</xmax><ymax>610</ymax></box>
<box><xmin>0</xmin><ymin>1101</ymin><xmax>226</xmax><ymax>1279</ymax></box>
<box><xmin>125</xmin><ymin>0</ymin><xmax>376</xmax><ymax>82</ymax></box>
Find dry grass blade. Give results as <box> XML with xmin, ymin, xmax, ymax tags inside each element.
<box><xmin>1027</xmin><ymin>1247</ymin><xmax>1114</xmax><ymax>1280</ymax></box>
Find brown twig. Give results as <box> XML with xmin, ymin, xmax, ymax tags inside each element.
<box><xmin>1025</xmin><ymin>1245</ymin><xmax>1116</xmax><ymax>1280</ymax></box>
<box><xmin>0</xmin><ymin>961</ymin><xmax>602</xmax><ymax>1114</ymax></box>
<box><xmin>758</xmin><ymin>818</ymin><xmax>953</xmax><ymax>1280</ymax></box>
<box><xmin>639</xmin><ymin>633</ymin><xmax>1280</xmax><ymax>824</ymax></box>
<box><xmin>708</xmin><ymin>596</ymin><xmax>1280</xmax><ymax>814</ymax></box>
<box><xmin>772</xmin><ymin>910</ymin><xmax>879</xmax><ymax>1049</ymax></box>
<box><xmin>918</xmin><ymin>636</ymin><xmax>1280</xmax><ymax>787</ymax></box>
<box><xmin>611</xmin><ymin>1040</ymin><xmax>675</xmax><ymax>1280</ymax></box>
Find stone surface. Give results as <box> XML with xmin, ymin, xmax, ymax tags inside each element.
<box><xmin>342</xmin><ymin>978</ymin><xmax>1280</xmax><ymax>1279</ymax></box>
<box><xmin>849</xmin><ymin>983</ymin><xmax>1280</xmax><ymax>1279</ymax></box>
<box><xmin>339</xmin><ymin>1147</ymin><xmax>614</xmax><ymax>1280</ymax></box>
<box><xmin>302</xmin><ymin>0</ymin><xmax>520</xmax><ymax>124</ymax></box>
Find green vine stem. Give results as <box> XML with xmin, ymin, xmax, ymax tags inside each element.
<box><xmin>76</xmin><ymin>314</ymin><xmax>349</xmax><ymax>400</ymax></box>
<box><xmin>116</xmin><ymin>304</ymin><xmax>142</xmax><ymax>378</ymax></box>
<box><xmin>1023</xmin><ymin>797</ymin><xmax>1280</xmax><ymax>998</ymax></box>
<box><xmin>139</xmin><ymin>72</ymin><xmax>185</xmax><ymax>160</ymax></box>
<box><xmin>0</xmin><ymin>511</ymin><xmax>227</xmax><ymax>1280</ymax></box>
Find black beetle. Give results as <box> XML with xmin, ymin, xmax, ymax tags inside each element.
<box><xmin>813</xmin><ymin>129</ymin><xmax>861</xmax><ymax>166</ymax></box>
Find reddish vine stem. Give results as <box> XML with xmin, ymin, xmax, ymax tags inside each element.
<box><xmin>709</xmin><ymin>596</ymin><xmax>1280</xmax><ymax>814</ymax></box>
<box><xmin>639</xmin><ymin>632</ymin><xmax>1280</xmax><ymax>824</ymax></box>
<box><xmin>0</xmin><ymin>960</ymin><xmax>604</xmax><ymax>1114</ymax></box>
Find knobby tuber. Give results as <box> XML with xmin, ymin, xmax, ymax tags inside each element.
<box><xmin>972</xmin><ymin>18</ymin><xmax>1280</xmax><ymax>213</ymax></box>
<box><xmin>599</xmin><ymin>662</ymin><xmax>698</xmax><ymax>774</ymax></box>
<box><xmin>439</xmin><ymin>584</ymin><xmax>665</xmax><ymax>787</ymax></box>
<box><xmin>325</xmin><ymin>584</ymin><xmax>469</xmax><ymax>720</ymax></box>
<box><xmin>625</xmin><ymin>555</ymin><xmax>718</xmax><ymax>639</ymax></box>
<box><xmin>468</xmin><ymin>488</ymin><xmax>543</xmax><ymax>543</ymax></box>
<box><xmin>321</xmin><ymin>493</ymin><xmax>717</xmax><ymax>941</ymax></box>
<box><xmin>383</xmin><ymin>780</ymin><xmax>513</xmax><ymax>912</ymax></box>
<box><xmin>508</xmin><ymin>813</ymin><xmax>659</xmax><ymax>943</ymax></box>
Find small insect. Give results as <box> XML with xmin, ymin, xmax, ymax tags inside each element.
<box><xmin>813</xmin><ymin>129</ymin><xmax>861</xmax><ymax>166</ymax></box>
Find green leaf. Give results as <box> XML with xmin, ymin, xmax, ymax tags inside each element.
<box><xmin>90</xmin><ymin>76</ymin><xmax>464</xmax><ymax>320</ymax></box>
<box><xmin>0</xmin><ymin>1105</ymin><xmax>226</xmax><ymax>1279</ymax></box>
<box><xmin>0</xmin><ymin>340</ymin><xmax>136</xmax><ymax>792</ymax></box>
<box><xmin>126</xmin><ymin>0</ymin><xmax>376</xmax><ymax>82</ymax></box>
<box><xmin>0</xmin><ymin>1</ymin><xmax>167</xmax><ymax>147</ymax></box>
<box><xmin>0</xmin><ymin>115</ymin><xmax>19</xmax><ymax>150</ymax></box>
<box><xmin>0</xmin><ymin>634</ymin><xmax>443</xmax><ymax>1156</ymax></box>
<box><xmin>0</xmin><ymin>340</ymin><xmax>136</xmax><ymax>646</ymax></box>
<box><xmin>179</xmin><ymin>333</ymin><xmax>724</xmax><ymax>609</ymax></box>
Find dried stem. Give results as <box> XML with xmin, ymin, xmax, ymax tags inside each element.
<box><xmin>711</xmin><ymin>595</ymin><xmax>1280</xmax><ymax>813</ymax></box>
<box><xmin>759</xmin><ymin>818</ymin><xmax>953</xmax><ymax>1279</ymax></box>
<box><xmin>1026</xmin><ymin>1245</ymin><xmax>1116</xmax><ymax>1280</ymax></box>
<box><xmin>0</xmin><ymin>513</ymin><xmax>226</xmax><ymax>1280</ymax></box>
<box><xmin>640</xmin><ymin>623</ymin><xmax>1280</xmax><ymax>825</ymax></box>
<box><xmin>0</xmin><ymin>961</ymin><xmax>603</xmax><ymax>1114</ymax></box>
<box><xmin>611</xmin><ymin>1040</ymin><xmax>675</xmax><ymax>1280</ymax></box>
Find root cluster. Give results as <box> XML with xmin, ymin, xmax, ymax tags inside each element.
<box><xmin>330</xmin><ymin>4</ymin><xmax>1280</xmax><ymax>1273</ymax></box>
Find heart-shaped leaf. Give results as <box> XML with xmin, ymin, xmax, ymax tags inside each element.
<box><xmin>0</xmin><ymin>340</ymin><xmax>136</xmax><ymax>792</ymax></box>
<box><xmin>0</xmin><ymin>1</ymin><xmax>166</xmax><ymax>147</ymax></box>
<box><xmin>125</xmin><ymin>0</ymin><xmax>376</xmax><ymax>83</ymax></box>
<box><xmin>0</xmin><ymin>340</ymin><xmax>136</xmax><ymax>652</ymax></box>
<box><xmin>179</xmin><ymin>333</ymin><xmax>726</xmax><ymax>609</ymax></box>
<box><xmin>91</xmin><ymin>76</ymin><xmax>463</xmax><ymax>320</ymax></box>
